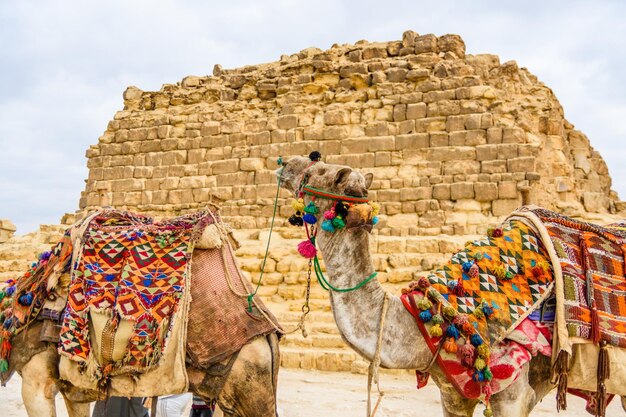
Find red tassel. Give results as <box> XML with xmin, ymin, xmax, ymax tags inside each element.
<box><xmin>591</xmin><ymin>304</ymin><xmax>601</xmax><ymax>344</ymax></box>
<box><xmin>454</xmin><ymin>279</ymin><xmax>466</xmax><ymax>297</ymax></box>
<box><xmin>0</xmin><ymin>338</ymin><xmax>11</xmax><ymax>359</ymax></box>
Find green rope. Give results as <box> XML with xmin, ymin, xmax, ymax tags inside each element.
<box><xmin>247</xmin><ymin>158</ymin><xmax>283</xmax><ymax>312</ymax></box>
<box><xmin>312</xmin><ymin>255</ymin><xmax>378</xmax><ymax>292</ymax></box>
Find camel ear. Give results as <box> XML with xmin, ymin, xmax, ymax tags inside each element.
<box><xmin>364</xmin><ymin>173</ymin><xmax>373</xmax><ymax>189</ymax></box>
<box><xmin>334</xmin><ymin>168</ymin><xmax>352</xmax><ymax>185</ymax></box>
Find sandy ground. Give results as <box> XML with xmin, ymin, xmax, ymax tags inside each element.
<box><xmin>2</xmin><ymin>368</ymin><xmax>623</xmax><ymax>417</ymax></box>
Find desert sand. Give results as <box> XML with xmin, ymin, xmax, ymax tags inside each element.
<box><xmin>2</xmin><ymin>368</ymin><xmax>622</xmax><ymax>416</ymax></box>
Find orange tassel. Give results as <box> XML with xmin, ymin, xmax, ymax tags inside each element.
<box><xmin>443</xmin><ymin>337</ymin><xmax>458</xmax><ymax>354</ymax></box>
<box><xmin>591</xmin><ymin>304</ymin><xmax>601</xmax><ymax>344</ymax></box>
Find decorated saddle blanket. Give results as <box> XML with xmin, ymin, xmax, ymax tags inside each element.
<box><xmin>401</xmin><ymin>218</ymin><xmax>554</xmax><ymax>404</ymax></box>
<box><xmin>59</xmin><ymin>209</ymin><xmax>214</xmax><ymax>382</ymax></box>
<box><xmin>511</xmin><ymin>206</ymin><xmax>626</xmax><ymax>413</ymax></box>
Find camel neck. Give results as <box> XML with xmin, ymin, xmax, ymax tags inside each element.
<box><xmin>316</xmin><ymin>229</ymin><xmax>432</xmax><ymax>370</ymax></box>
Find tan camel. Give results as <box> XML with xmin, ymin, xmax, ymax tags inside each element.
<box><xmin>5</xmin><ymin>241</ymin><xmax>281</xmax><ymax>417</ymax></box>
<box><xmin>278</xmin><ymin>156</ymin><xmax>555</xmax><ymax>417</ymax></box>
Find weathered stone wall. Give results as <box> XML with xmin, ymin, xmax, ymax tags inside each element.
<box><xmin>81</xmin><ymin>31</ymin><xmax>619</xmax><ymax>238</ymax></box>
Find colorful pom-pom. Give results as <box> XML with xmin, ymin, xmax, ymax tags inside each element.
<box><xmin>455</xmin><ymin>280</ymin><xmax>466</xmax><ymax>297</ymax></box>
<box><xmin>458</xmin><ymin>342</ymin><xmax>476</xmax><ymax>367</ymax></box>
<box><xmin>419</xmin><ymin>310</ymin><xmax>432</xmax><ymax>323</ymax></box>
<box><xmin>18</xmin><ymin>292</ymin><xmax>34</xmax><ymax>306</ymax></box>
<box><xmin>5</xmin><ymin>286</ymin><xmax>15</xmax><ymax>297</ymax></box>
<box><xmin>446</xmin><ymin>323</ymin><xmax>460</xmax><ymax>340</ymax></box>
<box><xmin>323</xmin><ymin>210</ymin><xmax>336</xmax><ymax>220</ymax></box>
<box><xmin>470</xmin><ymin>333</ymin><xmax>483</xmax><ymax>347</ymax></box>
<box><xmin>321</xmin><ymin>220</ymin><xmax>335</xmax><ymax>232</ymax></box>
<box><xmin>432</xmin><ymin>314</ymin><xmax>444</xmax><ymax>325</ymax></box>
<box><xmin>504</xmin><ymin>270</ymin><xmax>514</xmax><ymax>280</ymax></box>
<box><xmin>0</xmin><ymin>292</ymin><xmax>4</xmax><ymax>302</ymax></box>
<box><xmin>303</xmin><ymin>213</ymin><xmax>317</xmax><ymax>224</ymax></box>
<box><xmin>309</xmin><ymin>151</ymin><xmax>322</xmax><ymax>161</ymax></box>
<box><xmin>493</xmin><ymin>265</ymin><xmax>507</xmax><ymax>280</ymax></box>
<box><xmin>483</xmin><ymin>367</ymin><xmax>493</xmax><ymax>382</ymax></box>
<box><xmin>447</xmin><ymin>280</ymin><xmax>458</xmax><ymax>291</ymax></box>
<box><xmin>473</xmin><ymin>306</ymin><xmax>485</xmax><ymax>319</ymax></box>
<box><xmin>472</xmin><ymin>369</ymin><xmax>485</xmax><ymax>382</ymax></box>
<box><xmin>371</xmin><ymin>202</ymin><xmax>380</xmax><ymax>216</ymax></box>
<box><xmin>477</xmin><ymin>344</ymin><xmax>491</xmax><ymax>359</ymax></box>
<box><xmin>291</xmin><ymin>198</ymin><xmax>305</xmax><ymax>212</ymax></box>
<box><xmin>473</xmin><ymin>252</ymin><xmax>483</xmax><ymax>260</ymax></box>
<box><xmin>288</xmin><ymin>214</ymin><xmax>304</xmax><ymax>227</ymax></box>
<box><xmin>304</xmin><ymin>202</ymin><xmax>319</xmax><ymax>214</ymax></box>
<box><xmin>417</xmin><ymin>298</ymin><xmax>433</xmax><ymax>311</ymax></box>
<box><xmin>0</xmin><ymin>358</ymin><xmax>8</xmax><ymax>373</ymax></box>
<box><xmin>443</xmin><ymin>337</ymin><xmax>458</xmax><ymax>354</ymax></box>
<box><xmin>474</xmin><ymin>357</ymin><xmax>487</xmax><ymax>370</ymax></box>
<box><xmin>429</xmin><ymin>324</ymin><xmax>443</xmax><ymax>337</ymax></box>
<box><xmin>442</xmin><ymin>305</ymin><xmax>457</xmax><ymax>321</ymax></box>
<box><xmin>462</xmin><ymin>321</ymin><xmax>476</xmax><ymax>334</ymax></box>
<box><xmin>417</xmin><ymin>277</ymin><xmax>430</xmax><ymax>290</ymax></box>
<box><xmin>492</xmin><ymin>228</ymin><xmax>503</xmax><ymax>237</ymax></box>
<box><xmin>332</xmin><ymin>216</ymin><xmax>345</xmax><ymax>229</ymax></box>
<box><xmin>462</xmin><ymin>261</ymin><xmax>473</xmax><ymax>273</ymax></box>
<box><xmin>483</xmin><ymin>407</ymin><xmax>493</xmax><ymax>417</ymax></box>
<box><xmin>469</xmin><ymin>263</ymin><xmax>479</xmax><ymax>278</ymax></box>
<box><xmin>297</xmin><ymin>240</ymin><xmax>317</xmax><ymax>259</ymax></box>
<box><xmin>453</xmin><ymin>313</ymin><xmax>469</xmax><ymax>327</ymax></box>
<box><xmin>335</xmin><ymin>202</ymin><xmax>349</xmax><ymax>217</ymax></box>
<box><xmin>39</xmin><ymin>251</ymin><xmax>51</xmax><ymax>261</ymax></box>
<box><xmin>372</xmin><ymin>216</ymin><xmax>379</xmax><ymax>225</ymax></box>
<box><xmin>482</xmin><ymin>303</ymin><xmax>494</xmax><ymax>318</ymax></box>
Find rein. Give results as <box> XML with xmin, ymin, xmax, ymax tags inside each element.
<box><xmin>302</xmin><ymin>185</ymin><xmax>370</xmax><ymax>204</ymax></box>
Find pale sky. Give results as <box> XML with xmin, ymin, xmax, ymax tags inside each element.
<box><xmin>1</xmin><ymin>0</ymin><xmax>625</xmax><ymax>234</ymax></box>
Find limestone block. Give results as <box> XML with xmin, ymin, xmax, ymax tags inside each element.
<box><xmin>476</xmin><ymin>145</ymin><xmax>497</xmax><ymax>161</ymax></box>
<box><xmin>277</xmin><ymin>115</ymin><xmax>298</xmax><ymax>130</ymax></box>
<box><xmin>395</xmin><ymin>133</ymin><xmax>429</xmax><ymax>150</ymax></box>
<box><xmin>450</xmin><ymin>182</ymin><xmax>474</xmax><ymax>200</ymax></box>
<box><xmin>438</xmin><ymin>34</ymin><xmax>465</xmax><ymax>58</ymax></box>
<box><xmin>503</xmin><ymin>128</ymin><xmax>525</xmax><ymax>144</ymax></box>
<box><xmin>393</xmin><ymin>104</ymin><xmax>407</xmax><ymax>121</ymax></box>
<box><xmin>240</xmin><ymin>158</ymin><xmax>265</xmax><ymax>171</ymax></box>
<box><xmin>406</xmin><ymin>103</ymin><xmax>427</xmax><ymax>119</ymax></box>
<box><xmin>212</xmin><ymin>159</ymin><xmax>240</xmax><ymax>174</ymax></box>
<box><xmin>324</xmin><ymin>110</ymin><xmax>350</xmax><ymax>125</ymax></box>
<box><xmin>474</xmin><ymin>182</ymin><xmax>498</xmax><ymax>201</ymax></box>
<box><xmin>362</xmin><ymin>46</ymin><xmax>388</xmax><ymax>60</ymax></box>
<box><xmin>487</xmin><ymin>127</ymin><xmax>503</xmax><ymax>144</ymax></box>
<box><xmin>428</xmin><ymin>146</ymin><xmax>475</xmax><ymax>161</ymax></box>
<box><xmin>430</xmin><ymin>133</ymin><xmax>448</xmax><ymax>147</ymax></box>
<box><xmin>178</xmin><ymin>176</ymin><xmax>205</xmax><ymax>189</ymax></box>
<box><xmin>507</xmin><ymin>156</ymin><xmax>535</xmax><ymax>172</ymax></box>
<box><xmin>432</xmin><ymin>183</ymin><xmax>451</xmax><ymax>200</ymax></box>
<box><xmin>444</xmin><ymin>160</ymin><xmax>480</xmax><ymax>175</ymax></box>
<box><xmin>369</xmin><ymin>136</ymin><xmax>395</xmax><ymax>152</ymax></box>
<box><xmin>414</xmin><ymin>34</ymin><xmax>438</xmax><ymax>54</ymax></box>
<box><xmin>498</xmin><ymin>181</ymin><xmax>518</xmax><ymax>199</ymax></box>
<box><xmin>481</xmin><ymin>160</ymin><xmax>507</xmax><ymax>174</ymax></box>
<box><xmin>492</xmin><ymin>199</ymin><xmax>521</xmax><ymax>216</ymax></box>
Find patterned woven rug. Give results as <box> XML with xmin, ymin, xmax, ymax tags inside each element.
<box><xmin>401</xmin><ymin>218</ymin><xmax>554</xmax><ymax>408</ymax></box>
<box><xmin>523</xmin><ymin>208</ymin><xmax>626</xmax><ymax>347</ymax></box>
<box><xmin>59</xmin><ymin>209</ymin><xmax>214</xmax><ymax>380</ymax></box>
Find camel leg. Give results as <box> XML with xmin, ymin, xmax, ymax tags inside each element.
<box><xmin>217</xmin><ymin>335</ymin><xmax>278</xmax><ymax>417</ymax></box>
<box><xmin>489</xmin><ymin>364</ymin><xmax>536</xmax><ymax>417</ymax></box>
<box><xmin>429</xmin><ymin>368</ymin><xmax>478</xmax><ymax>417</ymax></box>
<box><xmin>61</xmin><ymin>393</ymin><xmax>90</xmax><ymax>417</ymax></box>
<box><xmin>20</xmin><ymin>349</ymin><xmax>59</xmax><ymax>417</ymax></box>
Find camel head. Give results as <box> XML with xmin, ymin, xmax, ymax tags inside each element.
<box><xmin>276</xmin><ymin>153</ymin><xmax>376</xmax><ymax>232</ymax></box>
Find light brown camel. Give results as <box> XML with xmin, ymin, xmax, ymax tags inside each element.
<box><xmin>277</xmin><ymin>156</ymin><xmax>555</xmax><ymax>417</ymax></box>
<box><xmin>4</xmin><ymin>238</ymin><xmax>281</xmax><ymax>417</ymax></box>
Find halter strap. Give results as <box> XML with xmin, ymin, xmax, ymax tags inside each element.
<box><xmin>302</xmin><ymin>185</ymin><xmax>369</xmax><ymax>204</ymax></box>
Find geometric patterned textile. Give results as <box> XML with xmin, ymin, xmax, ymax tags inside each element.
<box><xmin>400</xmin><ymin>218</ymin><xmax>555</xmax><ymax>406</ymax></box>
<box><xmin>59</xmin><ymin>209</ymin><xmax>215</xmax><ymax>378</ymax></box>
<box><xmin>421</xmin><ymin>219</ymin><xmax>554</xmax><ymax>346</ymax></box>
<box><xmin>528</xmin><ymin>207</ymin><xmax>626</xmax><ymax>347</ymax></box>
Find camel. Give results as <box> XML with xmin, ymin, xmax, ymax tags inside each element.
<box><xmin>277</xmin><ymin>156</ymin><xmax>557</xmax><ymax>417</ymax></box>
<box><xmin>3</xmin><ymin>221</ymin><xmax>282</xmax><ymax>417</ymax></box>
